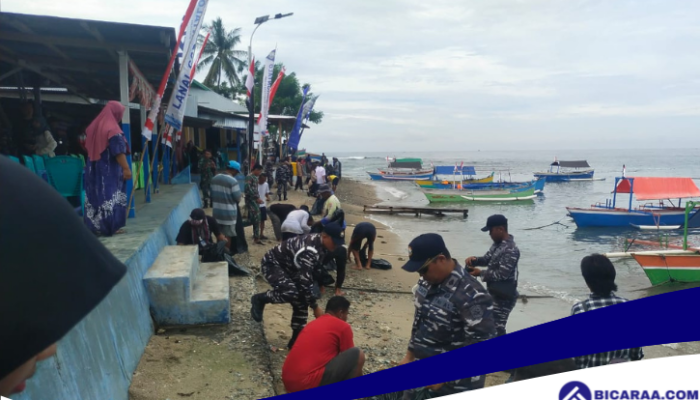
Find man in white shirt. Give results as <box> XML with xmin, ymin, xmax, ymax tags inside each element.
<box><xmin>315</xmin><ymin>164</ymin><xmax>327</xmax><ymax>185</ymax></box>
<box><xmin>281</xmin><ymin>205</ymin><xmax>313</xmax><ymax>241</ymax></box>
<box><xmin>258</xmin><ymin>174</ymin><xmax>272</xmax><ymax>240</ymax></box>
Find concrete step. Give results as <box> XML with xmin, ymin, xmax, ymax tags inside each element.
<box><xmin>143</xmin><ymin>245</ymin><xmax>230</xmax><ymax>326</ymax></box>
<box><xmin>190</xmin><ymin>262</ymin><xmax>231</xmax><ymax>324</ymax></box>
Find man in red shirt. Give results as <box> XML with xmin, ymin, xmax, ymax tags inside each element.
<box><xmin>281</xmin><ymin>296</ymin><xmax>365</xmax><ymax>393</ymax></box>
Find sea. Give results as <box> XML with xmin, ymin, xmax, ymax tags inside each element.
<box><xmin>333</xmin><ymin>148</ymin><xmax>700</xmax><ymax>307</ymax></box>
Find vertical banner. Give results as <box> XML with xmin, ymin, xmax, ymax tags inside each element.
<box><xmin>141</xmin><ymin>0</ymin><xmax>198</xmax><ymax>139</ymax></box>
<box><xmin>164</xmin><ymin>0</ymin><xmax>209</xmax><ymax>132</ymax></box>
<box><xmin>297</xmin><ymin>93</ymin><xmax>319</xmax><ymax>143</ymax></box>
<box><xmin>256</xmin><ymin>49</ymin><xmax>276</xmax><ymax>136</ymax></box>
<box><xmin>285</xmin><ymin>85</ymin><xmax>309</xmax><ymax>151</ymax></box>
<box><xmin>268</xmin><ymin>67</ymin><xmax>285</xmax><ymax>109</ymax></box>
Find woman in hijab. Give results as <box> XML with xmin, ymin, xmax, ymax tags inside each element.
<box><xmin>84</xmin><ymin>101</ymin><xmax>132</xmax><ymax>236</ymax></box>
<box><xmin>0</xmin><ymin>156</ymin><xmax>127</xmax><ymax>396</ymax></box>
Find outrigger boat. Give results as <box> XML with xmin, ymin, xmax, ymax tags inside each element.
<box><xmin>630</xmin><ymin>201</ymin><xmax>700</xmax><ymax>285</ymax></box>
<box><xmin>422</xmin><ymin>184</ymin><xmax>537</xmax><ymax>203</ymax></box>
<box><xmin>534</xmin><ymin>159</ymin><xmax>596</xmax><ymax>182</ymax></box>
<box><xmin>567</xmin><ymin>176</ymin><xmax>700</xmax><ymax>228</ymax></box>
<box><xmin>368</xmin><ymin>157</ymin><xmax>434</xmax><ymax>181</ymax></box>
<box><xmin>417</xmin><ymin>177</ymin><xmax>546</xmax><ymax>194</ymax></box>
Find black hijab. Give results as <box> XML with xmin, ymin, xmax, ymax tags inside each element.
<box><xmin>0</xmin><ymin>156</ymin><xmax>127</xmax><ymax>379</ymax></box>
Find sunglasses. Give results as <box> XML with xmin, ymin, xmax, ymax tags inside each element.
<box><xmin>417</xmin><ymin>253</ymin><xmax>442</xmax><ymax>275</ymax></box>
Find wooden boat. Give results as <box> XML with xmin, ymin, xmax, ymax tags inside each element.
<box><xmin>367</xmin><ymin>171</ymin><xmax>434</xmax><ymax>181</ymax></box>
<box><xmin>422</xmin><ymin>186</ymin><xmax>536</xmax><ymax>203</ymax></box>
<box><xmin>534</xmin><ymin>159</ymin><xmax>594</xmax><ymax>182</ymax></box>
<box><xmin>417</xmin><ymin>178</ymin><xmax>546</xmax><ymax>194</ymax></box>
<box><xmin>629</xmin><ymin>201</ymin><xmax>700</xmax><ymax>285</ymax></box>
<box><xmin>567</xmin><ymin>176</ymin><xmax>700</xmax><ymax>228</ymax></box>
<box><xmin>415</xmin><ymin>172</ymin><xmax>494</xmax><ymax>187</ymax></box>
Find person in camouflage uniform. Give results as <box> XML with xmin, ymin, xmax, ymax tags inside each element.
<box><xmin>399</xmin><ymin>233</ymin><xmax>495</xmax><ymax>399</ymax></box>
<box><xmin>244</xmin><ymin>164</ymin><xmax>264</xmax><ymax>244</ymax></box>
<box><xmin>276</xmin><ymin>160</ymin><xmax>291</xmax><ymax>201</ymax></box>
<box><xmin>198</xmin><ymin>149</ymin><xmax>217</xmax><ymax>208</ymax></box>
<box><xmin>466</xmin><ymin>214</ymin><xmax>520</xmax><ymax>337</ymax></box>
<box><xmin>264</xmin><ymin>157</ymin><xmax>275</xmax><ymax>185</ymax></box>
<box><xmin>250</xmin><ymin>223</ymin><xmax>345</xmax><ymax>349</ymax></box>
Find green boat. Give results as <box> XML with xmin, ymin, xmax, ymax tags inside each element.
<box><xmin>422</xmin><ymin>187</ymin><xmax>537</xmax><ymax>203</ymax></box>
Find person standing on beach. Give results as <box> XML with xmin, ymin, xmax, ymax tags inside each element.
<box><xmin>294</xmin><ymin>159</ymin><xmax>304</xmax><ymax>191</ymax></box>
<box><xmin>258</xmin><ymin>174</ymin><xmax>272</xmax><ymax>240</ymax></box>
<box><xmin>276</xmin><ymin>160</ymin><xmax>291</xmax><ymax>201</ymax></box>
<box><xmin>264</xmin><ymin>157</ymin><xmax>275</xmax><ymax>186</ymax></box>
<box><xmin>400</xmin><ymin>233</ymin><xmax>495</xmax><ymax>398</ymax></box>
<box><xmin>198</xmin><ymin>150</ymin><xmax>217</xmax><ymax>208</ymax></box>
<box><xmin>245</xmin><ymin>164</ymin><xmax>264</xmax><ymax>244</ymax></box>
<box><xmin>211</xmin><ymin>161</ymin><xmax>243</xmax><ymax>253</ymax></box>
<box><xmin>315</xmin><ymin>162</ymin><xmax>327</xmax><ymax>185</ymax></box>
<box><xmin>466</xmin><ymin>214</ymin><xmax>519</xmax><ymax>338</ymax></box>
<box><xmin>250</xmin><ymin>223</ymin><xmax>345</xmax><ymax>349</ymax></box>
<box><xmin>572</xmin><ymin>254</ymin><xmax>644</xmax><ymax>369</ymax></box>
<box><xmin>332</xmin><ymin>157</ymin><xmax>342</xmax><ymax>180</ymax></box>
<box><xmin>349</xmin><ymin>222</ymin><xmax>377</xmax><ymax>270</ymax></box>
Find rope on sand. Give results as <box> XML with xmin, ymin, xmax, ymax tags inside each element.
<box><xmin>333</xmin><ymin>285</ymin><xmax>556</xmax><ymax>303</ymax></box>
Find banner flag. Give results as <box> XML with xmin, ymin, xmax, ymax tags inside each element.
<box><xmin>245</xmin><ymin>57</ymin><xmax>255</xmax><ymax>97</ymax></box>
<box><xmin>286</xmin><ymin>85</ymin><xmax>309</xmax><ymax>151</ymax></box>
<box><xmin>256</xmin><ymin>49</ymin><xmax>276</xmax><ymax>135</ymax></box>
<box><xmin>141</xmin><ymin>0</ymin><xmax>198</xmax><ymax>139</ymax></box>
<box><xmin>268</xmin><ymin>67</ymin><xmax>285</xmax><ymax>111</ymax></box>
<box><xmin>163</xmin><ymin>0</ymin><xmax>208</xmax><ymax>132</ymax></box>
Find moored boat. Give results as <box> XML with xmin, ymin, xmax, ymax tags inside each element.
<box><xmin>567</xmin><ymin>176</ymin><xmax>700</xmax><ymax>228</ymax></box>
<box><xmin>535</xmin><ymin>159</ymin><xmax>594</xmax><ymax>182</ymax></box>
<box><xmin>368</xmin><ymin>171</ymin><xmax>434</xmax><ymax>181</ymax></box>
<box><xmin>417</xmin><ymin>178</ymin><xmax>546</xmax><ymax>194</ymax></box>
<box><xmin>422</xmin><ymin>186</ymin><xmax>536</xmax><ymax>203</ymax></box>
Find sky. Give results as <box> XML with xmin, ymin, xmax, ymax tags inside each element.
<box><xmin>4</xmin><ymin>0</ymin><xmax>700</xmax><ymax>152</ymax></box>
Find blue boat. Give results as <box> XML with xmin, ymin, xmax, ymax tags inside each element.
<box><xmin>566</xmin><ymin>177</ymin><xmax>700</xmax><ymax>228</ymax></box>
<box><xmin>534</xmin><ymin>160</ymin><xmax>595</xmax><ymax>182</ymax></box>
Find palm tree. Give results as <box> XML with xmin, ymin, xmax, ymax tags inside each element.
<box><xmin>197</xmin><ymin>18</ymin><xmax>247</xmax><ymax>88</ymax></box>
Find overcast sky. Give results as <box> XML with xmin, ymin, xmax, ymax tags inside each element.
<box><xmin>5</xmin><ymin>0</ymin><xmax>700</xmax><ymax>152</ymax></box>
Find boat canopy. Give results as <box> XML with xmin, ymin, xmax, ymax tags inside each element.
<box><xmin>434</xmin><ymin>165</ymin><xmax>477</xmax><ymax>175</ymax></box>
<box><xmin>389</xmin><ymin>161</ymin><xmax>422</xmax><ymax>169</ymax></box>
<box><xmin>551</xmin><ymin>160</ymin><xmax>590</xmax><ymax>168</ymax></box>
<box><xmin>395</xmin><ymin>158</ymin><xmax>422</xmax><ymax>163</ymax></box>
<box><xmin>616</xmin><ymin>177</ymin><xmax>700</xmax><ymax>200</ymax></box>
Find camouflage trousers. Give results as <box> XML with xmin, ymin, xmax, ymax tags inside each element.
<box><xmin>493</xmin><ymin>297</ymin><xmax>517</xmax><ymax>337</ymax></box>
<box><xmin>276</xmin><ymin>181</ymin><xmax>288</xmax><ymax>200</ymax></box>
<box><xmin>261</xmin><ymin>262</ymin><xmax>309</xmax><ymax>331</ymax></box>
<box><xmin>245</xmin><ymin>201</ymin><xmax>261</xmax><ymax>239</ymax></box>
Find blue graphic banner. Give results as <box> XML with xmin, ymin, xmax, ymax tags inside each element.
<box><xmin>286</xmin><ymin>86</ymin><xmax>309</xmax><ymax>152</ymax></box>
<box><xmin>275</xmin><ymin>287</ymin><xmax>700</xmax><ymax>399</ymax></box>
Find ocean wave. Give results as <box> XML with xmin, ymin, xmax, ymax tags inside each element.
<box><xmin>339</xmin><ymin>156</ymin><xmax>366</xmax><ymax>160</ymax></box>
<box><xmin>520</xmin><ymin>282</ymin><xmax>582</xmax><ymax>305</ymax></box>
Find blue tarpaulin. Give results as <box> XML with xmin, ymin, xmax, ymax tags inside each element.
<box><xmin>433</xmin><ymin>165</ymin><xmax>476</xmax><ymax>175</ymax></box>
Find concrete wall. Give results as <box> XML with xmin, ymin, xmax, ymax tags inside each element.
<box><xmin>16</xmin><ymin>184</ymin><xmax>202</xmax><ymax>400</ymax></box>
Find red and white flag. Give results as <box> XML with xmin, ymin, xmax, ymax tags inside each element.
<box><xmin>268</xmin><ymin>67</ymin><xmax>285</xmax><ymax>107</ymax></box>
<box><xmin>245</xmin><ymin>57</ymin><xmax>255</xmax><ymax>97</ymax></box>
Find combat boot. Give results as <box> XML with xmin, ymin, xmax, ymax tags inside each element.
<box><xmin>250</xmin><ymin>293</ymin><xmax>268</xmax><ymax>322</ymax></box>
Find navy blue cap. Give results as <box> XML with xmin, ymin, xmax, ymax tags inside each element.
<box><xmin>323</xmin><ymin>222</ymin><xmax>345</xmax><ymax>246</ymax></box>
<box><xmin>401</xmin><ymin>233</ymin><xmax>448</xmax><ymax>272</ymax></box>
<box><xmin>481</xmin><ymin>214</ymin><xmax>508</xmax><ymax>232</ymax></box>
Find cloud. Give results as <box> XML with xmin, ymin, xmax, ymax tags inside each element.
<box><xmin>4</xmin><ymin>0</ymin><xmax>700</xmax><ymax>151</ymax></box>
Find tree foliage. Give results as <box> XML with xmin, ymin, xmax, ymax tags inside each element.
<box><xmin>197</xmin><ymin>18</ymin><xmax>247</xmax><ymax>88</ymax></box>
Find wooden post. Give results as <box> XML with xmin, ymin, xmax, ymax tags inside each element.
<box><xmin>278</xmin><ymin>122</ymin><xmax>283</xmax><ymax>160</ymax></box>
<box><xmin>118</xmin><ymin>51</ymin><xmax>135</xmax><ymax>218</ymax></box>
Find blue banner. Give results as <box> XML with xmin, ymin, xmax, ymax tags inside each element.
<box><xmin>286</xmin><ymin>86</ymin><xmax>309</xmax><ymax>152</ymax></box>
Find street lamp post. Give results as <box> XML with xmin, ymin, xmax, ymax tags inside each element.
<box><xmin>247</xmin><ymin>12</ymin><xmax>293</xmax><ymax>171</ymax></box>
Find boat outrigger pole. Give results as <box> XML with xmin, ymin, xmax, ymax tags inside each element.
<box><xmin>684</xmin><ymin>201</ymin><xmax>697</xmax><ymax>250</ymax></box>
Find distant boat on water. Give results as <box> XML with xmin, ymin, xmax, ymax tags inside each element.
<box><xmin>422</xmin><ymin>184</ymin><xmax>537</xmax><ymax>203</ymax></box>
<box><xmin>534</xmin><ymin>159</ymin><xmax>595</xmax><ymax>181</ymax></box>
<box><xmin>368</xmin><ymin>157</ymin><xmax>434</xmax><ymax>181</ymax></box>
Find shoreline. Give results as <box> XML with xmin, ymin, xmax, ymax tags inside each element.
<box><xmin>129</xmin><ymin>176</ymin><xmax>699</xmax><ymax>400</ymax></box>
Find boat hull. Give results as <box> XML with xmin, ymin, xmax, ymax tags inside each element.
<box><xmin>367</xmin><ymin>172</ymin><xmax>434</xmax><ymax>181</ymax></box>
<box><xmin>423</xmin><ymin>187</ymin><xmax>536</xmax><ymax>203</ymax></box>
<box><xmin>632</xmin><ymin>254</ymin><xmax>700</xmax><ymax>285</ymax></box>
<box><xmin>417</xmin><ymin>174</ymin><xmax>495</xmax><ymax>186</ymax></box>
<box><xmin>534</xmin><ymin>170</ymin><xmax>595</xmax><ymax>182</ymax></box>
<box><xmin>567</xmin><ymin>207</ymin><xmax>691</xmax><ymax>227</ymax></box>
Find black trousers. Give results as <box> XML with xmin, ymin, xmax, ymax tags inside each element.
<box><xmin>295</xmin><ymin>176</ymin><xmax>304</xmax><ymax>190</ymax></box>
<box><xmin>332</xmin><ymin>245</ymin><xmax>347</xmax><ymax>289</ymax></box>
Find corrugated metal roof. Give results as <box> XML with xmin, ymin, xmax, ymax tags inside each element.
<box><xmin>189</xmin><ymin>85</ymin><xmax>247</xmax><ymax>114</ymax></box>
<box><xmin>199</xmin><ymin>112</ymin><xmax>246</xmax><ymax>130</ymax></box>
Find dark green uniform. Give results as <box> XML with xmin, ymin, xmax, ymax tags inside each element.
<box><xmin>244</xmin><ymin>173</ymin><xmax>261</xmax><ymax>239</ymax></box>
<box><xmin>198</xmin><ymin>157</ymin><xmax>217</xmax><ymax>207</ymax></box>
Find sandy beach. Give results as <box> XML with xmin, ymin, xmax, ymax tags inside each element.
<box><xmin>128</xmin><ymin>177</ymin><xmax>697</xmax><ymax>400</ymax></box>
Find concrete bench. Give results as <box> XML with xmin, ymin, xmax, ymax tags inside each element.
<box><xmin>143</xmin><ymin>245</ymin><xmax>230</xmax><ymax>325</ymax></box>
